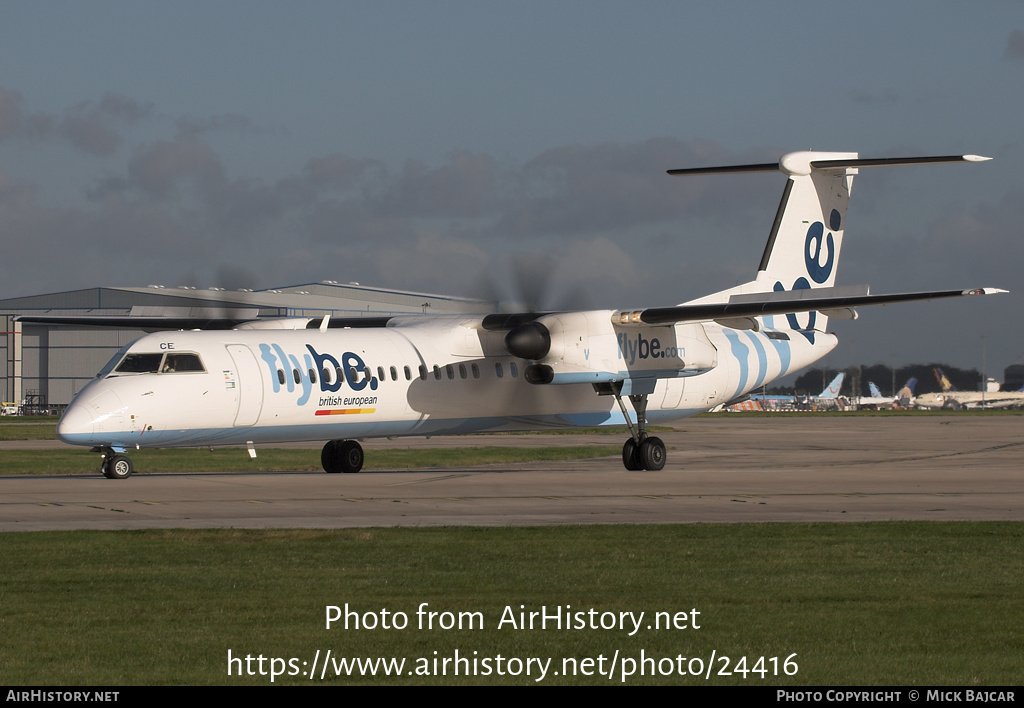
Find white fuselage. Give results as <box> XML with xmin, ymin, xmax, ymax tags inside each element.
<box><xmin>56</xmin><ymin>313</ymin><xmax>834</xmax><ymax>451</ymax></box>
<box><xmin>914</xmin><ymin>391</ymin><xmax>1024</xmax><ymax>410</ymax></box>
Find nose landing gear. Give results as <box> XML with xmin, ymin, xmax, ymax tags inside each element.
<box><xmin>97</xmin><ymin>448</ymin><xmax>134</xmax><ymax>479</ymax></box>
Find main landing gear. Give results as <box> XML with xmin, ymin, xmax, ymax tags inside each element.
<box><xmin>614</xmin><ymin>392</ymin><xmax>666</xmax><ymax>471</ymax></box>
<box><xmin>97</xmin><ymin>447</ymin><xmax>134</xmax><ymax>479</ymax></box>
<box><xmin>321</xmin><ymin>439</ymin><xmax>364</xmax><ymax>474</ymax></box>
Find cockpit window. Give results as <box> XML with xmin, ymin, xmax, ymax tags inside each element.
<box><xmin>97</xmin><ymin>343</ymin><xmax>135</xmax><ymax>378</ymax></box>
<box><xmin>114</xmin><ymin>353</ymin><xmax>164</xmax><ymax>374</ymax></box>
<box><xmin>162</xmin><ymin>353</ymin><xmax>205</xmax><ymax>373</ymax></box>
<box><xmin>109</xmin><ymin>352</ymin><xmax>207</xmax><ymax>376</ymax></box>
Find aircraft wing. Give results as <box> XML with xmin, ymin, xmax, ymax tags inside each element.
<box><xmin>615</xmin><ymin>287</ymin><xmax>1007</xmax><ymax>327</ymax></box>
<box><xmin>15</xmin><ymin>314</ymin><xmax>259</xmax><ymax>330</ymax></box>
<box><xmin>15</xmin><ymin>312</ymin><xmax>395</xmax><ymax>331</ymax></box>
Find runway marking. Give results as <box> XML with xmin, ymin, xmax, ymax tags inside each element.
<box><xmin>388</xmin><ymin>473</ymin><xmax>476</xmax><ymax>487</ymax></box>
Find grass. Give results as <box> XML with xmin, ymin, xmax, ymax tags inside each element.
<box><xmin>1</xmin><ymin>522</ymin><xmax>1020</xmax><ymax>685</ymax></box>
<box><xmin>0</xmin><ymin>424</ymin><xmax>58</xmax><ymax>441</ymax></box>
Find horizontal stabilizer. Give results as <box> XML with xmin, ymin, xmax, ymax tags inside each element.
<box><xmin>668</xmin><ymin>154</ymin><xmax>990</xmax><ymax>177</ymax></box>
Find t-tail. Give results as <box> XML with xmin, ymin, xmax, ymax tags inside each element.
<box><xmin>672</xmin><ymin>152</ymin><xmax>992</xmax><ymax>339</ymax></box>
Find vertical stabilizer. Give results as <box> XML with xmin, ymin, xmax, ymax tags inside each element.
<box><xmin>670</xmin><ymin>153</ymin><xmax>990</xmax><ymax>338</ymax></box>
<box><xmin>819</xmin><ymin>371</ymin><xmax>845</xmax><ymax>398</ymax></box>
<box><xmin>754</xmin><ymin>151</ymin><xmax>858</xmax><ymax>295</ymax></box>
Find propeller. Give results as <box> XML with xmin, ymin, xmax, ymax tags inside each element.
<box><xmin>468</xmin><ymin>251</ymin><xmax>593</xmax><ymax>314</ymax></box>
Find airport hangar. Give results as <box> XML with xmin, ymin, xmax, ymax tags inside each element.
<box><xmin>1</xmin><ymin>282</ymin><xmax>491</xmax><ymax>414</ymax></box>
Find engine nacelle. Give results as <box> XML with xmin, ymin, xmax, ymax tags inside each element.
<box><xmin>506</xmin><ymin>311</ymin><xmax>718</xmax><ymax>384</ymax></box>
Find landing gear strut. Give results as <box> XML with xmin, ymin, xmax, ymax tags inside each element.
<box><xmin>322</xmin><ymin>439</ymin><xmax>364</xmax><ymax>474</ymax></box>
<box><xmin>98</xmin><ymin>447</ymin><xmax>134</xmax><ymax>479</ymax></box>
<box><xmin>614</xmin><ymin>392</ymin><xmax>666</xmax><ymax>471</ymax></box>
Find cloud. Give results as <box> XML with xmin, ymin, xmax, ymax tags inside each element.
<box><xmin>491</xmin><ymin>138</ymin><xmax>777</xmax><ymax>238</ymax></box>
<box><xmin>0</xmin><ymin>122</ymin><xmax>788</xmax><ymax>304</ymax></box>
<box><xmin>175</xmin><ymin>113</ymin><xmax>254</xmax><ymax>137</ymax></box>
<box><xmin>59</xmin><ymin>93</ymin><xmax>154</xmax><ymax>155</ymax></box>
<box><xmin>0</xmin><ymin>87</ymin><xmax>52</xmax><ymax>142</ymax></box>
<box><xmin>0</xmin><ymin>87</ymin><xmax>153</xmax><ymax>154</ymax></box>
<box><xmin>127</xmin><ymin>136</ymin><xmax>225</xmax><ymax>200</ymax></box>
<box><xmin>849</xmin><ymin>89</ymin><xmax>900</xmax><ymax>105</ymax></box>
<box><xmin>375</xmin><ymin>152</ymin><xmax>499</xmax><ymax>218</ymax></box>
<box><xmin>1005</xmin><ymin>30</ymin><xmax>1024</xmax><ymax>61</ymax></box>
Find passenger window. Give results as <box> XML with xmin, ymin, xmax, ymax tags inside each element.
<box><xmin>278</xmin><ymin>370</ymin><xmax>286</xmax><ymax>385</ymax></box>
<box><xmin>377</xmin><ymin>366</ymin><xmax>385</xmax><ymax>382</ymax></box>
<box><xmin>495</xmin><ymin>362</ymin><xmax>503</xmax><ymax>379</ymax></box>
<box><xmin>404</xmin><ymin>366</ymin><xmax>411</xmax><ymax>381</ymax></box>
<box><xmin>419</xmin><ymin>365</ymin><xmax>428</xmax><ymax>380</ymax></box>
<box><xmin>433</xmin><ymin>365</ymin><xmax>441</xmax><ymax>380</ymax></box>
<box><xmin>471</xmin><ymin>363</ymin><xmax>480</xmax><ymax>379</ymax></box>
<box><xmin>309</xmin><ymin>368</ymin><xmax>317</xmax><ymax>384</ymax></box>
<box><xmin>459</xmin><ymin>364</ymin><xmax>467</xmax><ymax>379</ymax></box>
<box><xmin>323</xmin><ymin>367</ymin><xmax>333</xmax><ymax>384</ymax></box>
<box><xmin>446</xmin><ymin>364</ymin><xmax>454</xmax><ymax>380</ymax></box>
<box><xmin>293</xmin><ymin>369</ymin><xmax>301</xmax><ymax>385</ymax></box>
<box><xmin>390</xmin><ymin>366</ymin><xmax>397</xmax><ymax>381</ymax></box>
<box><xmin>510</xmin><ymin>362</ymin><xmax>519</xmax><ymax>378</ymax></box>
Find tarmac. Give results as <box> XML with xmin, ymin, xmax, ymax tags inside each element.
<box><xmin>1</xmin><ymin>415</ymin><xmax>1021</xmax><ymax>531</ymax></box>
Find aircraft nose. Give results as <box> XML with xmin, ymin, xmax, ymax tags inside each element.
<box><xmin>56</xmin><ymin>402</ymin><xmax>95</xmax><ymax>444</ymax></box>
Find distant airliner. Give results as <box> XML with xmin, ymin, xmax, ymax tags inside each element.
<box><xmin>41</xmin><ymin>151</ymin><xmax>1005</xmax><ymax>477</ymax></box>
<box><xmin>915</xmin><ymin>370</ymin><xmax>1024</xmax><ymax>409</ymax></box>
<box><xmin>731</xmin><ymin>372</ymin><xmax>845</xmax><ymax>411</ymax></box>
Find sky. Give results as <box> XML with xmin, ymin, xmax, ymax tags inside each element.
<box><xmin>0</xmin><ymin>1</ymin><xmax>1021</xmax><ymax>375</ymax></box>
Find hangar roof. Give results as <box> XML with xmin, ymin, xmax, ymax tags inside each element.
<box><xmin>0</xmin><ymin>281</ymin><xmax>495</xmax><ymax>318</ymax></box>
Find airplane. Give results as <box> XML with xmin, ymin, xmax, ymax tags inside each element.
<box><xmin>792</xmin><ymin>372</ymin><xmax>846</xmax><ymax>411</ymax></box>
<box><xmin>914</xmin><ymin>383</ymin><xmax>1024</xmax><ymax>410</ymax></box>
<box><xmin>912</xmin><ymin>367</ymin><xmax>1024</xmax><ymax>409</ymax></box>
<box><xmin>818</xmin><ymin>372</ymin><xmax>845</xmax><ymax>400</ymax></box>
<box><xmin>729</xmin><ymin>372</ymin><xmax>845</xmax><ymax>411</ymax></box>
<box><xmin>934</xmin><ymin>366</ymin><xmax>956</xmax><ymax>393</ymax></box>
<box><xmin>46</xmin><ymin>150</ymin><xmax>1006</xmax><ymax>478</ymax></box>
<box><xmin>850</xmin><ymin>377</ymin><xmax>917</xmax><ymax>410</ymax></box>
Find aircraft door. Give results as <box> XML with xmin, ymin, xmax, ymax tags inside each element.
<box><xmin>226</xmin><ymin>345</ymin><xmax>264</xmax><ymax>426</ymax></box>
<box><xmin>660</xmin><ymin>377</ymin><xmax>685</xmax><ymax>409</ymax></box>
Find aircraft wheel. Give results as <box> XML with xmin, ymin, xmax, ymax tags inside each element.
<box><xmin>339</xmin><ymin>440</ymin><xmax>364</xmax><ymax>474</ymax></box>
<box><xmin>103</xmin><ymin>455</ymin><xmax>134</xmax><ymax>479</ymax></box>
<box><xmin>622</xmin><ymin>439</ymin><xmax>642</xmax><ymax>471</ymax></box>
<box><xmin>321</xmin><ymin>440</ymin><xmax>342</xmax><ymax>473</ymax></box>
<box><xmin>640</xmin><ymin>437</ymin><xmax>666</xmax><ymax>471</ymax></box>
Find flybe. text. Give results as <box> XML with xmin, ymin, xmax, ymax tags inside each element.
<box><xmin>617</xmin><ymin>333</ymin><xmax>685</xmax><ymax>365</ymax></box>
<box><xmin>258</xmin><ymin>343</ymin><xmax>376</xmax><ymax>406</ymax></box>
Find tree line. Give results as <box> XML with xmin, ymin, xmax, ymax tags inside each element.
<box><xmin>782</xmin><ymin>364</ymin><xmax>985</xmax><ymax>397</ymax></box>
